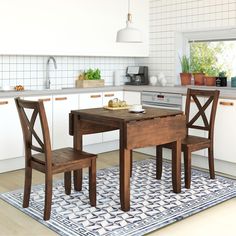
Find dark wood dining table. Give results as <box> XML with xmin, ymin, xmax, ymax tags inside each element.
<box><xmin>69</xmin><ymin>107</ymin><xmax>186</xmax><ymax>211</ymax></box>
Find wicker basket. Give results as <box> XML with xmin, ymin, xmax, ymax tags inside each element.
<box><xmin>76</xmin><ymin>79</ymin><xmax>104</xmax><ymax>88</ymax></box>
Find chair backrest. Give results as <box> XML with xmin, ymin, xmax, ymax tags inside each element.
<box><xmin>185</xmin><ymin>89</ymin><xmax>220</xmax><ymax>139</ymax></box>
<box><xmin>15</xmin><ymin>97</ymin><xmax>52</xmax><ymax>166</ymax></box>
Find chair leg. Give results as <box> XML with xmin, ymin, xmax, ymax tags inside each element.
<box><xmin>23</xmin><ymin>166</ymin><xmax>32</xmax><ymax>208</ymax></box>
<box><xmin>156</xmin><ymin>146</ymin><xmax>163</xmax><ymax>179</ymax></box>
<box><xmin>130</xmin><ymin>150</ymin><xmax>133</xmax><ymax>177</ymax></box>
<box><xmin>184</xmin><ymin>149</ymin><xmax>191</xmax><ymax>189</ymax></box>
<box><xmin>64</xmin><ymin>172</ymin><xmax>71</xmax><ymax>195</ymax></box>
<box><xmin>44</xmin><ymin>173</ymin><xmax>53</xmax><ymax>221</ymax></box>
<box><xmin>208</xmin><ymin>147</ymin><xmax>215</xmax><ymax>179</ymax></box>
<box><xmin>89</xmin><ymin>158</ymin><xmax>96</xmax><ymax>207</ymax></box>
<box><xmin>73</xmin><ymin>169</ymin><xmax>82</xmax><ymax>191</ymax></box>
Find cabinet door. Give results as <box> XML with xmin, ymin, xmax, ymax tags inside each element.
<box><xmin>214</xmin><ymin>99</ymin><xmax>236</xmax><ymax>163</ymax></box>
<box><xmin>124</xmin><ymin>91</ymin><xmax>141</xmax><ymax>105</ymax></box>
<box><xmin>182</xmin><ymin>96</ymin><xmax>206</xmax><ymax>156</ymax></box>
<box><xmin>24</xmin><ymin>96</ymin><xmax>53</xmax><ymax>150</ymax></box>
<box><xmin>0</xmin><ymin>98</ymin><xmax>23</xmax><ymax>160</ymax></box>
<box><xmin>79</xmin><ymin>93</ymin><xmax>103</xmax><ymax>145</ymax></box>
<box><xmin>102</xmin><ymin>91</ymin><xmax>123</xmax><ymax>142</ymax></box>
<box><xmin>53</xmin><ymin>94</ymin><xmax>79</xmax><ymax>149</ymax></box>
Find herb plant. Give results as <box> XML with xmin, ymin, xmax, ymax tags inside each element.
<box><xmin>85</xmin><ymin>68</ymin><xmax>101</xmax><ymax>80</ymax></box>
<box><xmin>180</xmin><ymin>55</ymin><xmax>190</xmax><ymax>73</ymax></box>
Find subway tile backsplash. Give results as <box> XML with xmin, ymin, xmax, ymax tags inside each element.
<box><xmin>0</xmin><ymin>55</ymin><xmax>136</xmax><ymax>89</ymax></box>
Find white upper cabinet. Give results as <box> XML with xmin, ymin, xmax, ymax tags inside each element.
<box><xmin>0</xmin><ymin>0</ymin><xmax>149</xmax><ymax>57</ymax></box>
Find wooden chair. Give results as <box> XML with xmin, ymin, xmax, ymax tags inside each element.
<box><xmin>156</xmin><ymin>89</ymin><xmax>220</xmax><ymax>188</ymax></box>
<box><xmin>15</xmin><ymin>97</ymin><xmax>96</xmax><ymax>221</ymax></box>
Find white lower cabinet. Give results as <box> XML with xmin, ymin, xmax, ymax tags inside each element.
<box><xmin>0</xmin><ymin>97</ymin><xmax>23</xmax><ymax>160</ymax></box>
<box><xmin>102</xmin><ymin>91</ymin><xmax>123</xmax><ymax>142</ymax></box>
<box><xmin>79</xmin><ymin>92</ymin><xmax>103</xmax><ymax>145</ymax></box>
<box><xmin>124</xmin><ymin>91</ymin><xmax>141</xmax><ymax>105</ymax></box>
<box><xmin>214</xmin><ymin>98</ymin><xmax>236</xmax><ymax>163</ymax></box>
<box><xmin>52</xmin><ymin>94</ymin><xmax>79</xmax><ymax>149</ymax></box>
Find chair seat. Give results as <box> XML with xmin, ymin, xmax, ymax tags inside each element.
<box><xmin>182</xmin><ymin>135</ymin><xmax>211</xmax><ymax>151</ymax></box>
<box><xmin>32</xmin><ymin>147</ymin><xmax>96</xmax><ymax>167</ymax></box>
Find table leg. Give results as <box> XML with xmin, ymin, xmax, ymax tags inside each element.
<box><xmin>156</xmin><ymin>146</ymin><xmax>163</xmax><ymax>179</ymax></box>
<box><xmin>130</xmin><ymin>150</ymin><xmax>133</xmax><ymax>177</ymax></box>
<box><xmin>120</xmin><ymin>148</ymin><xmax>131</xmax><ymax>211</ymax></box>
<box><xmin>73</xmin><ymin>115</ymin><xmax>83</xmax><ymax>191</ymax></box>
<box><xmin>172</xmin><ymin>140</ymin><xmax>181</xmax><ymax>193</ymax></box>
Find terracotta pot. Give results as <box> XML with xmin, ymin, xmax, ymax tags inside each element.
<box><xmin>180</xmin><ymin>73</ymin><xmax>192</xmax><ymax>85</ymax></box>
<box><xmin>204</xmin><ymin>76</ymin><xmax>216</xmax><ymax>86</ymax></box>
<box><xmin>193</xmin><ymin>73</ymin><xmax>205</xmax><ymax>85</ymax></box>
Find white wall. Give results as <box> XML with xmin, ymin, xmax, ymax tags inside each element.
<box><xmin>136</xmin><ymin>0</ymin><xmax>236</xmax><ymax>85</ymax></box>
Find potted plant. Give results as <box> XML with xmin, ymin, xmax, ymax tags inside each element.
<box><xmin>179</xmin><ymin>55</ymin><xmax>192</xmax><ymax>85</ymax></box>
<box><xmin>204</xmin><ymin>67</ymin><xmax>218</xmax><ymax>86</ymax></box>
<box><xmin>216</xmin><ymin>71</ymin><xmax>227</xmax><ymax>87</ymax></box>
<box><xmin>76</xmin><ymin>68</ymin><xmax>104</xmax><ymax>87</ymax></box>
<box><xmin>190</xmin><ymin>59</ymin><xmax>205</xmax><ymax>85</ymax></box>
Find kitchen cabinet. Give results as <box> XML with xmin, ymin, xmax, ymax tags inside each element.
<box><xmin>0</xmin><ymin>98</ymin><xmax>23</xmax><ymax>160</ymax></box>
<box><xmin>124</xmin><ymin>91</ymin><xmax>141</xmax><ymax>105</ymax></box>
<box><xmin>52</xmin><ymin>94</ymin><xmax>79</xmax><ymax>149</ymax></box>
<box><xmin>214</xmin><ymin>98</ymin><xmax>236</xmax><ymax>163</ymax></box>
<box><xmin>102</xmin><ymin>91</ymin><xmax>123</xmax><ymax>142</ymax></box>
<box><xmin>182</xmin><ymin>96</ymin><xmax>206</xmax><ymax>156</ymax></box>
<box><xmin>79</xmin><ymin>92</ymin><xmax>103</xmax><ymax>145</ymax></box>
<box><xmin>0</xmin><ymin>0</ymin><xmax>148</xmax><ymax>57</ymax></box>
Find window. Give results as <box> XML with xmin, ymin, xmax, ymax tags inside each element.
<box><xmin>189</xmin><ymin>40</ymin><xmax>236</xmax><ymax>79</ymax></box>
<box><xmin>179</xmin><ymin>28</ymin><xmax>236</xmax><ymax>80</ymax></box>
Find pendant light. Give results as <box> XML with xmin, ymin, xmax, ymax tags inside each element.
<box><xmin>116</xmin><ymin>0</ymin><xmax>142</xmax><ymax>43</ymax></box>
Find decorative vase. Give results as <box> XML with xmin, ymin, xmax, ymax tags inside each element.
<box><xmin>204</xmin><ymin>76</ymin><xmax>216</xmax><ymax>86</ymax></box>
<box><xmin>149</xmin><ymin>76</ymin><xmax>158</xmax><ymax>86</ymax></box>
<box><xmin>193</xmin><ymin>73</ymin><xmax>205</xmax><ymax>85</ymax></box>
<box><xmin>180</xmin><ymin>73</ymin><xmax>192</xmax><ymax>85</ymax></box>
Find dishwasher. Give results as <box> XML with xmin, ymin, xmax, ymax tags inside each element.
<box><xmin>141</xmin><ymin>91</ymin><xmax>182</xmax><ymax>110</ymax></box>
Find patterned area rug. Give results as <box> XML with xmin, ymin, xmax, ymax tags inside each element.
<box><xmin>1</xmin><ymin>159</ymin><xmax>236</xmax><ymax>236</ymax></box>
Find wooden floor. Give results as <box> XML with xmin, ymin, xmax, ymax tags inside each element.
<box><xmin>0</xmin><ymin>151</ymin><xmax>236</xmax><ymax>236</ymax></box>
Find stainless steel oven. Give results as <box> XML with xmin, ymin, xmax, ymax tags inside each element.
<box><xmin>141</xmin><ymin>91</ymin><xmax>182</xmax><ymax>110</ymax></box>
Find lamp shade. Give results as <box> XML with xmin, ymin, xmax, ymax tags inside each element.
<box><xmin>116</xmin><ymin>21</ymin><xmax>142</xmax><ymax>43</ymax></box>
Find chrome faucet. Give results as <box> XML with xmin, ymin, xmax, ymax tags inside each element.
<box><xmin>46</xmin><ymin>56</ymin><xmax>57</xmax><ymax>89</ymax></box>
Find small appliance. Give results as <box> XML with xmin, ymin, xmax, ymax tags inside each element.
<box><xmin>125</xmin><ymin>66</ymin><xmax>148</xmax><ymax>85</ymax></box>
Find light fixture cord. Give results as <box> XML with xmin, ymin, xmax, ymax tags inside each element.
<box><xmin>127</xmin><ymin>0</ymin><xmax>132</xmax><ymax>22</ymax></box>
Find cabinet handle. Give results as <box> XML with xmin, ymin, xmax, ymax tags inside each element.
<box><xmin>55</xmin><ymin>97</ymin><xmax>67</xmax><ymax>101</ymax></box>
<box><xmin>220</xmin><ymin>101</ymin><xmax>234</xmax><ymax>106</ymax></box>
<box><xmin>0</xmin><ymin>101</ymin><xmax>8</xmax><ymax>105</ymax></box>
<box><xmin>90</xmin><ymin>95</ymin><xmax>101</xmax><ymax>98</ymax></box>
<box><xmin>38</xmin><ymin>98</ymin><xmax>51</xmax><ymax>102</ymax></box>
<box><xmin>104</xmin><ymin>93</ymin><xmax>114</xmax><ymax>97</ymax></box>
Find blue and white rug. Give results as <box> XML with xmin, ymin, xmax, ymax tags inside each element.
<box><xmin>1</xmin><ymin>159</ymin><xmax>236</xmax><ymax>236</ymax></box>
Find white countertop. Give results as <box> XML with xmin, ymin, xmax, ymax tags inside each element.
<box><xmin>1</xmin><ymin>85</ymin><xmax>236</xmax><ymax>99</ymax></box>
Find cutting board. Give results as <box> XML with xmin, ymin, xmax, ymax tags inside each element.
<box><xmin>103</xmin><ymin>106</ymin><xmax>130</xmax><ymax>110</ymax></box>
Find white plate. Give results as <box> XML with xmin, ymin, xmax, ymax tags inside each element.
<box><xmin>129</xmin><ymin>108</ymin><xmax>145</xmax><ymax>113</ymax></box>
